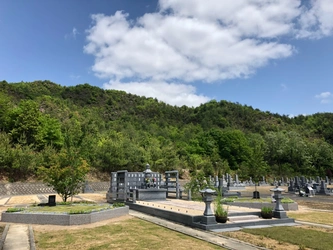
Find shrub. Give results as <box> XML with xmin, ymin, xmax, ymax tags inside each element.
<box><xmin>281</xmin><ymin>198</ymin><xmax>294</xmax><ymax>203</ymax></box>
<box><xmin>112</xmin><ymin>202</ymin><xmax>125</xmax><ymax>208</ymax></box>
<box><xmin>6</xmin><ymin>207</ymin><xmax>25</xmax><ymax>213</ymax></box>
<box><xmin>215</xmin><ymin>192</ymin><xmax>228</xmax><ymax>217</ymax></box>
<box><xmin>261</xmin><ymin>206</ymin><xmax>273</xmax><ymax>213</ymax></box>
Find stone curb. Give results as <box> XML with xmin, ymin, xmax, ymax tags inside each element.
<box><xmin>0</xmin><ymin>224</ymin><xmax>9</xmax><ymax>250</ymax></box>
<box><xmin>295</xmin><ymin>220</ymin><xmax>333</xmax><ymax>229</ymax></box>
<box><xmin>29</xmin><ymin>225</ymin><xmax>36</xmax><ymax>250</ymax></box>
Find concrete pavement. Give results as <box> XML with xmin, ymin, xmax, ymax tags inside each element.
<box><xmin>3</xmin><ymin>224</ymin><xmax>30</xmax><ymax>250</ymax></box>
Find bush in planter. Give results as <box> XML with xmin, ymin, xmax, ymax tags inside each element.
<box><xmin>214</xmin><ymin>192</ymin><xmax>228</xmax><ymax>223</ymax></box>
<box><xmin>261</xmin><ymin>206</ymin><xmax>273</xmax><ymax>219</ymax></box>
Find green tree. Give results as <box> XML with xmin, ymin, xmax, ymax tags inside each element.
<box><xmin>308</xmin><ymin>139</ymin><xmax>333</xmax><ymax>176</ymax></box>
<box><xmin>37</xmin><ymin>148</ymin><xmax>89</xmax><ymax>202</ymax></box>
<box><xmin>35</xmin><ymin>115</ymin><xmax>64</xmax><ymax>149</ymax></box>
<box><xmin>210</xmin><ymin>129</ymin><xmax>251</xmax><ymax>170</ymax></box>
<box><xmin>7</xmin><ymin>100</ymin><xmax>41</xmax><ymax>145</ymax></box>
<box><xmin>0</xmin><ymin>92</ymin><xmax>12</xmax><ymax>130</ymax></box>
<box><xmin>246</xmin><ymin>133</ymin><xmax>268</xmax><ymax>184</ymax></box>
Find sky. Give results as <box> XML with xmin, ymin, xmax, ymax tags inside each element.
<box><xmin>1</xmin><ymin>0</ymin><xmax>333</xmax><ymax>116</ymax></box>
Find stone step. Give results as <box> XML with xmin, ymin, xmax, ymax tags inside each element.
<box><xmin>228</xmin><ymin>215</ymin><xmax>259</xmax><ymax>222</ymax></box>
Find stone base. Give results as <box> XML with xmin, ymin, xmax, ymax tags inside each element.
<box><xmin>274</xmin><ymin>211</ymin><xmax>288</xmax><ymax>219</ymax></box>
<box><xmin>136</xmin><ymin>188</ymin><xmax>167</xmax><ymax>200</ymax></box>
<box><xmin>201</xmin><ymin>215</ymin><xmax>217</xmax><ymax>225</ymax></box>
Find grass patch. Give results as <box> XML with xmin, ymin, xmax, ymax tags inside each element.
<box><xmin>288</xmin><ymin>211</ymin><xmax>333</xmax><ymax>225</ymax></box>
<box><xmin>6</xmin><ymin>202</ymin><xmax>115</xmax><ymax>214</ymax></box>
<box><xmin>242</xmin><ymin>226</ymin><xmax>333</xmax><ymax>250</ymax></box>
<box><xmin>35</xmin><ymin>218</ymin><xmax>224</xmax><ymax>250</ymax></box>
<box><xmin>6</xmin><ymin>207</ymin><xmax>25</xmax><ymax>213</ymax></box>
<box><xmin>112</xmin><ymin>202</ymin><xmax>125</xmax><ymax>208</ymax></box>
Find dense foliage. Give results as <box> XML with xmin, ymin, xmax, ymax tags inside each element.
<box><xmin>0</xmin><ymin>80</ymin><xmax>333</xmax><ymax>182</ymax></box>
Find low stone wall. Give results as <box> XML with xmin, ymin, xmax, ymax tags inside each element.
<box><xmin>127</xmin><ymin>202</ymin><xmax>295</xmax><ymax>231</ymax></box>
<box><xmin>1</xmin><ymin>206</ymin><xmax>129</xmax><ymax>225</ymax></box>
<box><xmin>0</xmin><ymin>182</ymin><xmax>109</xmax><ymax>196</ymax></box>
<box><xmin>223</xmin><ymin>202</ymin><xmax>298</xmax><ymax>211</ymax></box>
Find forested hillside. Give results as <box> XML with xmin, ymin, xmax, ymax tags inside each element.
<box><xmin>1</xmin><ymin>80</ymin><xmax>333</xmax><ymax>182</ymax></box>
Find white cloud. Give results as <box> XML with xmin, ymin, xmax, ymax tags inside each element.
<box><xmin>297</xmin><ymin>0</ymin><xmax>333</xmax><ymax>39</ymax></box>
<box><xmin>315</xmin><ymin>91</ymin><xmax>332</xmax><ymax>104</ymax></box>
<box><xmin>315</xmin><ymin>91</ymin><xmax>332</xmax><ymax>99</ymax></box>
<box><xmin>84</xmin><ymin>0</ymin><xmax>333</xmax><ymax>107</ymax></box>
<box><xmin>72</xmin><ymin>27</ymin><xmax>79</xmax><ymax>39</ymax></box>
<box><xmin>65</xmin><ymin>27</ymin><xmax>79</xmax><ymax>39</ymax></box>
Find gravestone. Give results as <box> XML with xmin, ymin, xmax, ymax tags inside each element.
<box><xmin>218</xmin><ymin>178</ymin><xmax>224</xmax><ymax>194</ymax></box>
<box><xmin>48</xmin><ymin>195</ymin><xmax>56</xmax><ymax>206</ymax></box>
<box><xmin>294</xmin><ymin>176</ymin><xmax>300</xmax><ymax>189</ymax></box>
<box><xmin>227</xmin><ymin>174</ymin><xmax>232</xmax><ymax>187</ymax></box>
<box><xmin>215</xmin><ymin>176</ymin><xmax>219</xmax><ymax>188</ymax></box>
<box><xmin>286</xmin><ymin>177</ymin><xmax>290</xmax><ymax>185</ymax></box>
<box><xmin>319</xmin><ymin>180</ymin><xmax>328</xmax><ymax>194</ymax></box>
<box><xmin>288</xmin><ymin>180</ymin><xmax>295</xmax><ymax>192</ymax></box>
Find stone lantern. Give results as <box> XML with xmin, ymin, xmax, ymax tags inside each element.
<box><xmin>199</xmin><ymin>188</ymin><xmax>217</xmax><ymax>225</ymax></box>
<box><xmin>270</xmin><ymin>186</ymin><xmax>287</xmax><ymax>219</ymax></box>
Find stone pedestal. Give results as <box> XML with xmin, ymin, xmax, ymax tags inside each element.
<box><xmin>270</xmin><ymin>186</ymin><xmax>288</xmax><ymax>219</ymax></box>
<box><xmin>201</xmin><ymin>216</ymin><xmax>217</xmax><ymax>225</ymax></box>
<box><xmin>200</xmin><ymin>188</ymin><xmax>217</xmax><ymax>225</ymax></box>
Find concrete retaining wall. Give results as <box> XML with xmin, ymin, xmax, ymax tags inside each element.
<box><xmin>0</xmin><ymin>182</ymin><xmax>109</xmax><ymax>196</ymax></box>
<box><xmin>1</xmin><ymin>206</ymin><xmax>129</xmax><ymax>225</ymax></box>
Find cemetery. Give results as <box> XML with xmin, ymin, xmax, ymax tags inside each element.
<box><xmin>1</xmin><ymin>163</ymin><xmax>333</xmax><ymax>250</ymax></box>
<box><xmin>104</xmin><ymin>164</ymin><xmax>301</xmax><ymax>231</ymax></box>
<box><xmin>4</xmin><ymin>162</ymin><xmax>333</xmax><ymax>230</ymax></box>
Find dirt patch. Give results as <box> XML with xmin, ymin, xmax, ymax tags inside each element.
<box><xmin>222</xmin><ymin>231</ymin><xmax>304</xmax><ymax>250</ymax></box>
<box><xmin>295</xmin><ymin>200</ymin><xmax>333</xmax><ymax>210</ymax></box>
<box><xmin>6</xmin><ymin>195</ymin><xmax>40</xmax><ymax>205</ymax></box>
<box><xmin>78</xmin><ymin>193</ymin><xmax>106</xmax><ymax>203</ymax></box>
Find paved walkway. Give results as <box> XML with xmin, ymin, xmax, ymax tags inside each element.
<box><xmin>2</xmin><ymin>224</ymin><xmax>31</xmax><ymax>250</ymax></box>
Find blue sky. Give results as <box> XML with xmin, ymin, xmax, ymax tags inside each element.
<box><xmin>1</xmin><ymin>0</ymin><xmax>333</xmax><ymax>116</ymax></box>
